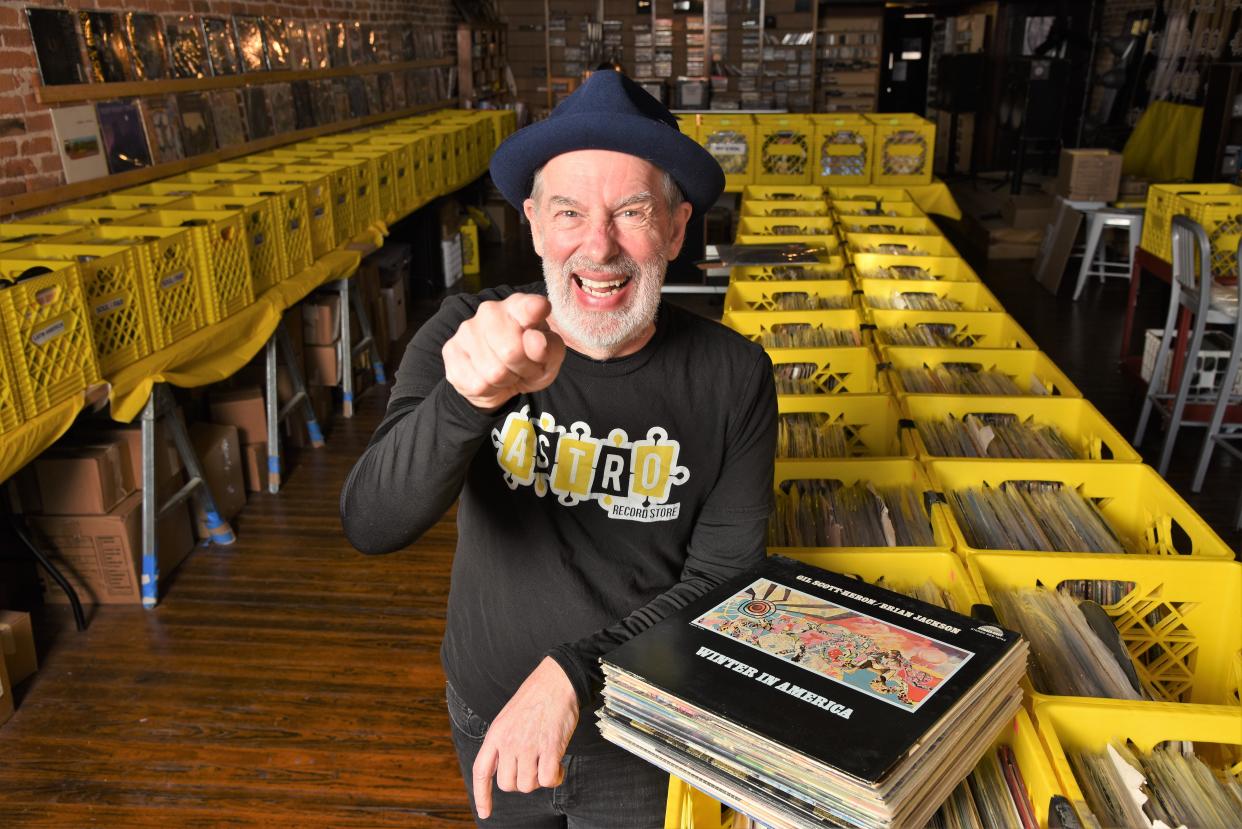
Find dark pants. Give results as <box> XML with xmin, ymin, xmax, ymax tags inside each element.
<box><xmin>446</xmin><ymin>683</ymin><xmax>668</xmax><ymax>828</ymax></box>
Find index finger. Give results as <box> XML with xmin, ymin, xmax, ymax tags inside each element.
<box><xmin>472</xmin><ymin>741</ymin><xmax>499</xmax><ymax>819</ymax></box>
<box><xmin>502</xmin><ymin>292</ymin><xmax>552</xmax><ymax>331</ymax></box>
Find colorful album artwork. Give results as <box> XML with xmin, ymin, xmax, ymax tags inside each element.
<box><xmin>692</xmin><ymin>578</ymin><xmax>972</xmax><ymax>713</ymax></box>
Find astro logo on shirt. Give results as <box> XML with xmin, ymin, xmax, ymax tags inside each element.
<box><xmin>490</xmin><ymin>405</ymin><xmax>690</xmax><ymax>522</ymax></box>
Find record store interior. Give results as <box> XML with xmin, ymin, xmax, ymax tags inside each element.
<box><xmin>1</xmin><ymin>0</ymin><xmax>1242</xmax><ymax>827</ymax></box>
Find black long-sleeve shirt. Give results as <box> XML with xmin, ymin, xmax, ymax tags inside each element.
<box><xmin>340</xmin><ymin>282</ymin><xmax>777</xmax><ymax>751</ymax></box>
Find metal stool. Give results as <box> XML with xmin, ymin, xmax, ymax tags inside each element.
<box><xmin>263</xmin><ymin>319</ymin><xmax>326</xmax><ymax>494</ymax></box>
<box><xmin>1134</xmin><ymin>216</ymin><xmax>1239</xmax><ymax>476</ymax></box>
<box><xmin>326</xmin><ymin>277</ymin><xmax>387</xmax><ymax>418</ymax></box>
<box><xmin>1072</xmin><ymin>208</ymin><xmax>1144</xmax><ymax>301</ymax></box>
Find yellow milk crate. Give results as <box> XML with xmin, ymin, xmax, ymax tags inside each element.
<box><xmin>265</xmin><ymin>165</ymin><xmax>355</xmax><ymax>247</ymax></box>
<box><xmin>694</xmin><ymin>114</ymin><xmax>756</xmax><ymax>190</ymax></box>
<box><xmin>244</xmin><ymin>171</ymin><xmax>339</xmax><ymax>257</ymax></box>
<box><xmin>871</xmin><ymin>310</ymin><xmax>1039</xmax><ymax>349</ymax></box>
<box><xmin>851</xmin><ymin>253</ymin><xmax>979</xmax><ymax>282</ymax></box>
<box><xmin>1140</xmin><ymin>182</ymin><xmax>1242</xmax><ymax>261</ymax></box>
<box><xmin>882</xmin><ymin>346</ymin><xmax>1082</xmax><ymax>397</ymax></box>
<box><xmin>361</xmin><ymin>139</ymin><xmax>417</xmax><ymax>217</ymax></box>
<box><xmin>838</xmin><ymin>215</ymin><xmax>941</xmax><ymax>236</ymax></box>
<box><xmin>741</xmin><ymin>184</ymin><xmax>824</xmax><ymax>202</ymax></box>
<box><xmin>809</xmin><ymin>114</ymin><xmax>874</xmax><ymax>186</ymax></box>
<box><xmin>208</xmin><ymin>184</ymin><xmax>314</xmax><ymax>277</ymax></box>
<box><xmin>0</xmin><ymin>259</ymin><xmax>101</xmax><ymax>419</ymax></box>
<box><xmin>3</xmin><ymin>244</ymin><xmax>152</xmax><ymax>377</ymax></box>
<box><xmin>423</xmin><ymin>125</ymin><xmax>467</xmax><ymax>189</ymax></box>
<box><xmin>827</xmin><ymin>185</ymin><xmax>911</xmax><ymax>202</ymax></box>
<box><xmin>765</xmin><ymin>346</ymin><xmax>885</xmax><ymax>395</ymax></box>
<box><xmin>860</xmin><ymin>278</ymin><xmax>1002</xmax><ymax>312</ymax></box>
<box><xmin>740</xmin><ymin>200</ymin><xmax>830</xmax><ymax>217</ymax></box>
<box><xmin>414</xmin><ymin>129</ymin><xmax>449</xmax><ymax>194</ymax></box>
<box><xmin>866</xmin><ymin>113</ymin><xmax>935</xmax><ymax>186</ymax></box>
<box><xmin>1178</xmin><ymin>194</ymin><xmax>1242</xmax><ymax>280</ymax></box>
<box><xmin>770</xmin><ymin>458</ymin><xmax>954</xmax><ymax>554</ymax></box>
<box><xmin>166</xmin><ymin>195</ymin><xmax>288</xmax><ymax>294</ymax></box>
<box><xmin>119</xmin><ymin>210</ymin><xmax>254</xmax><ymax>323</ymax></box>
<box><xmin>782</xmin><ymin>549</ymin><xmax>978</xmax><ymax>611</ymax></box>
<box><xmin>845</xmin><ymin>232</ymin><xmax>957</xmax><ymax>258</ymax></box>
<box><xmin>728</xmin><ymin>259</ymin><xmax>850</xmax><ymax>282</ymax></box>
<box><xmin>723</xmin><ymin>280</ymin><xmax>857</xmax><ymax>313</ymax></box>
<box><xmin>204</xmin><ymin>161</ymin><xmax>282</xmax><ymax>174</ymax></box>
<box><xmin>300</xmin><ymin>157</ymin><xmax>380</xmax><ymax>231</ymax></box>
<box><xmin>900</xmin><ymin>395</ymin><xmax>1141</xmax><ymax>462</ymax></box>
<box><xmin>326</xmin><ymin>148</ymin><xmax>398</xmax><ymax>225</ymax></box>
<box><xmin>367</xmin><ymin>133</ymin><xmax>430</xmax><ymax>208</ymax></box>
<box><xmin>25</xmin><ymin>207</ymin><xmax>148</xmax><ymax>228</ymax></box>
<box><xmin>831</xmin><ymin>199</ymin><xmax>925</xmax><ymax>218</ymax></box>
<box><xmin>931</xmin><ymin>460</ymin><xmax>1235</xmax><ymax>559</ymax></box>
<box><xmin>54</xmin><ymin>225</ymin><xmax>207</xmax><ymax>351</ymax></box>
<box><xmin>735</xmin><ymin>215</ymin><xmax>835</xmax><ymax>239</ymax></box>
<box><xmin>119</xmin><ymin>181</ymin><xmax>218</xmax><ymax>198</ymax></box>
<box><xmin>970</xmin><ymin>554</ymin><xmax>1242</xmax><ymax>706</ymax></box>
<box><xmin>79</xmin><ymin>193</ymin><xmax>180</xmax><ymax>211</ymax></box>
<box><xmin>754</xmin><ymin>115</ymin><xmax>813</xmax><ymax>185</ymax></box>
<box><xmin>722</xmin><ymin>309</ymin><xmax>866</xmax><ymax>348</ymax></box>
<box><xmin>1033</xmin><ymin>698</ymin><xmax>1242</xmax><ymax>825</ymax></box>
<box><xmin>734</xmin><ymin>234</ymin><xmax>841</xmax><ymax>255</ymax></box>
<box><xmin>0</xmin><ymin>224</ymin><xmax>74</xmax><ymax>253</ymax></box>
<box><xmin>166</xmin><ymin>170</ymin><xmax>254</xmax><ymax>186</ymax></box>
<box><xmin>0</xmin><ymin>324</ymin><xmax>22</xmax><ymax>433</ymax></box>
<box><xmin>776</xmin><ymin>393</ymin><xmax>909</xmax><ymax>458</ymax></box>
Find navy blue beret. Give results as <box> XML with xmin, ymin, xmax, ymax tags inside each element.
<box><xmin>489</xmin><ymin>70</ymin><xmax>724</xmax><ymax>217</ymax></box>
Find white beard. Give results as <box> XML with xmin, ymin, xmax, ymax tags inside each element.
<box><xmin>543</xmin><ymin>252</ymin><xmax>665</xmax><ymax>355</ymax></box>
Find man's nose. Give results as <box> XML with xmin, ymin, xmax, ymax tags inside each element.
<box><xmin>580</xmin><ymin>216</ymin><xmax>620</xmax><ymax>263</ymax></box>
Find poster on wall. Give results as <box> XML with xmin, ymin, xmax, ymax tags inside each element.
<box><xmin>203</xmin><ymin>17</ymin><xmax>240</xmax><ymax>76</ymax></box>
<box><xmin>50</xmin><ymin>104</ymin><xmax>108</xmax><ymax>183</ymax></box>
<box><xmin>176</xmin><ymin>92</ymin><xmax>217</xmax><ymax>156</ymax></box>
<box><xmin>140</xmin><ymin>96</ymin><xmax>184</xmax><ymax>165</ymax></box>
<box><xmin>125</xmin><ymin>13</ymin><xmax>168</xmax><ymax>80</ymax></box>
<box><xmin>25</xmin><ymin>8</ymin><xmax>87</xmax><ymax>87</ymax></box>
<box><xmin>96</xmin><ymin>99</ymin><xmax>153</xmax><ymax>174</ymax></box>
<box><xmin>80</xmin><ymin>11</ymin><xmax>133</xmax><ymax>83</ymax></box>
<box><xmin>167</xmin><ymin>16</ymin><xmax>209</xmax><ymax>79</ymax></box>
<box><xmin>209</xmin><ymin>89</ymin><xmax>249</xmax><ymax>146</ymax></box>
<box><xmin>233</xmin><ymin>16</ymin><xmax>268</xmax><ymax>72</ymax></box>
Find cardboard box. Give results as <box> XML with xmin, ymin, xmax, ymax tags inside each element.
<box><xmin>481</xmin><ymin>201</ymin><xmax>521</xmax><ymax>247</ymax></box>
<box><xmin>31</xmin><ymin>487</ymin><xmax>194</xmax><ymax>605</ymax></box>
<box><xmin>1055</xmin><ymin>149</ymin><xmax>1122</xmax><ymax>202</ymax></box>
<box><xmin>1002</xmin><ymin>194</ymin><xmax>1055</xmax><ymax>230</ymax></box>
<box><xmin>381</xmin><ymin>282</ymin><xmax>407</xmax><ymax>340</ymax></box>
<box><xmin>24</xmin><ymin>443</ymin><xmax>131</xmax><ymax>516</ymax></box>
<box><xmin>1119</xmin><ymin>175</ymin><xmax>1150</xmax><ymax>200</ymax></box>
<box><xmin>208</xmin><ymin>387</ymin><xmax>267</xmax><ymax>446</ymax></box>
<box><xmin>306</xmin><ymin>343</ymin><xmax>368</xmax><ymax>387</ymax></box>
<box><xmin>241</xmin><ymin>442</ymin><xmax>267</xmax><ymax>493</ymax></box>
<box><xmin>370</xmin><ymin>294</ymin><xmax>390</xmax><ymax>365</ymax></box>
<box><xmin>283</xmin><ymin>306</ymin><xmax>304</xmax><ymax>365</ymax></box>
<box><xmin>189</xmin><ymin>422</ymin><xmax>246</xmax><ymax>539</ymax></box>
<box><xmin>91</xmin><ymin>423</ymin><xmax>183</xmax><ymax>492</ymax></box>
<box><xmin>0</xmin><ymin>610</ymin><xmax>37</xmax><ymax>685</ymax></box>
<box><xmin>302</xmin><ymin>296</ymin><xmax>340</xmax><ymax>346</ymax></box>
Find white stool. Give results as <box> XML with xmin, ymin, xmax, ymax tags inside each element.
<box><xmin>1072</xmin><ymin>208</ymin><xmax>1144</xmax><ymax>301</ymax></box>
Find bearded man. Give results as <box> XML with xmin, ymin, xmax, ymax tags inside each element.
<box><xmin>341</xmin><ymin>70</ymin><xmax>776</xmax><ymax>827</ymax></box>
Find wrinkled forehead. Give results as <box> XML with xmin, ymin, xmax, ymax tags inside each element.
<box><xmin>536</xmin><ymin>149</ymin><xmax>667</xmax><ymax>205</ymax></box>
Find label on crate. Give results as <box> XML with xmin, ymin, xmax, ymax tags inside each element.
<box><xmin>31</xmin><ymin>317</ymin><xmax>67</xmax><ymax>347</ymax></box>
<box><xmin>708</xmin><ymin>141</ymin><xmax>748</xmax><ymax>156</ymax></box>
<box><xmin>93</xmin><ymin>296</ymin><xmax>125</xmax><ymax>317</ymax></box>
<box><xmin>160</xmin><ymin>270</ymin><xmax>187</xmax><ymax>290</ymax></box>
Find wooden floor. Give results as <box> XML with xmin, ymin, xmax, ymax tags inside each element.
<box><xmin>0</xmin><ymin>384</ymin><xmax>477</xmax><ymax>827</ymax></box>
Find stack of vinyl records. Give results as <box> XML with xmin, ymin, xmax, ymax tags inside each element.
<box><xmin>598</xmin><ymin>556</ymin><xmax>1029</xmax><ymax>829</ymax></box>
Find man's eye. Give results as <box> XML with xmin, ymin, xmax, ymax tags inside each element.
<box><xmin>556</xmin><ymin>210</ymin><xmax>579</xmax><ymax>218</ymax></box>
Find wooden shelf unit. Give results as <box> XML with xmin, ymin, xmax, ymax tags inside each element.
<box><xmin>458</xmin><ymin>23</ymin><xmax>509</xmax><ymax>105</ymax></box>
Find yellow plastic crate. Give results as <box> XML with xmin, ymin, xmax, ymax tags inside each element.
<box><xmin>971</xmin><ymin>554</ymin><xmax>1242</xmax><ymax>707</ymax></box>
<box><xmin>860</xmin><ymin>278</ymin><xmax>1001</xmax><ymax>313</ymax></box>
<box><xmin>204</xmin><ymin>161</ymin><xmax>281</xmax><ymax>174</ymax></box>
<box><xmin>1033</xmin><ymin>698</ymin><xmax>1242</xmax><ymax>825</ymax></box>
<box><xmin>416</xmin><ymin>129</ymin><xmax>449</xmax><ymax>194</ymax></box>
<box><xmin>722</xmin><ymin>309</ymin><xmax>866</xmax><ymax>348</ymax></box>
<box><xmin>735</xmin><ymin>215</ymin><xmax>834</xmax><ymax>239</ymax></box>
<box><xmin>694</xmin><ymin>115</ymin><xmax>757</xmax><ymax>190</ymax></box>
<box><xmin>166</xmin><ymin>170</ymin><xmax>253</xmax><ymax>186</ymax></box>
<box><xmin>723</xmin><ymin>280</ymin><xmax>857</xmax><ymax>313</ymax></box>
<box><xmin>362</xmin><ymin>140</ymin><xmax>417</xmax><ymax>217</ymax></box>
<box><xmin>0</xmin><ymin>225</ymin><xmax>74</xmax><ymax>253</ymax></box>
<box><xmin>770</xmin><ymin>458</ymin><xmax>954</xmax><ymax>554</ymax></box>
<box><xmin>728</xmin><ymin>259</ymin><xmax>850</xmax><ymax>282</ymax></box>
<box><xmin>1140</xmin><ymin>182</ymin><xmax>1242</xmax><ymax>262</ymax></box>
<box><xmin>871</xmin><ymin>310</ymin><xmax>1039</xmax><ymax>349</ymax></box>
<box><xmin>119</xmin><ymin>181</ymin><xmax>218</xmax><ymax>198</ymax></box>
<box><xmin>3</xmin><ymin>244</ymin><xmax>152</xmax><ymax>377</ymax></box>
<box><xmin>1179</xmin><ymin>194</ymin><xmax>1242</xmax><ymax>280</ymax></box>
<box><xmin>831</xmin><ymin>199</ymin><xmax>925</xmax><ymax>218</ymax></box>
<box><xmin>933</xmin><ymin>460</ymin><xmax>1235</xmax><ymax>559</ymax></box>
<box><xmin>423</xmin><ymin>125</ymin><xmax>467</xmax><ymax>189</ymax></box>
<box><xmin>765</xmin><ymin>346</ymin><xmax>885</xmax><ymax>395</ymax></box>
<box><xmin>782</xmin><ymin>548</ymin><xmax>978</xmax><ymax>611</ymax></box>
<box><xmin>209</xmin><ymin>184</ymin><xmax>315</xmax><ymax>277</ymax></box>
<box><xmin>900</xmin><ymin>395</ymin><xmax>1141</xmax><ymax>462</ymax></box>
<box><xmin>0</xmin><ymin>323</ymin><xmax>22</xmax><ymax>433</ymax></box>
<box><xmin>262</xmin><ymin>166</ymin><xmax>354</xmax><ymax>248</ymax></box>
<box><xmin>120</xmin><ymin>210</ymin><xmax>254</xmax><ymax>323</ymax></box>
<box><xmin>329</xmin><ymin>149</ymin><xmax>398</xmax><ymax>225</ymax></box>
<box><xmin>300</xmin><ymin>157</ymin><xmax>379</xmax><ymax>231</ymax></box>
<box><xmin>0</xmin><ymin>259</ymin><xmax>101</xmax><ymax>419</ymax></box>
<box><xmin>54</xmin><ymin>225</ymin><xmax>207</xmax><ymax>351</ymax></box>
<box><xmin>365</xmin><ymin>133</ymin><xmax>430</xmax><ymax>209</ymax></box>
<box><xmin>167</xmin><ymin>195</ymin><xmax>288</xmax><ymax>295</ymax></box>
<box><xmin>827</xmin><ymin>185</ymin><xmax>911</xmax><ymax>202</ymax></box>
<box><xmin>741</xmin><ymin>184</ymin><xmax>824</xmax><ymax>202</ymax></box>
<box><xmin>79</xmin><ymin>193</ymin><xmax>180</xmax><ymax>211</ymax></box>
<box><xmin>754</xmin><ymin>116</ymin><xmax>813</xmax><ymax>185</ymax></box>
<box><xmin>866</xmin><ymin>113</ymin><xmax>935</xmax><ymax>186</ymax></box>
<box><xmin>838</xmin><ymin>215</ymin><xmax>940</xmax><ymax>236</ymax></box>
<box><xmin>882</xmin><ymin>346</ymin><xmax>1082</xmax><ymax>398</ymax></box>
<box><xmin>851</xmin><ymin>253</ymin><xmax>979</xmax><ymax>282</ymax></box>
<box><xmin>845</xmin><ymin>232</ymin><xmax>957</xmax><ymax>258</ymax></box>
<box><xmin>776</xmin><ymin>393</ymin><xmax>909</xmax><ymax>458</ymax></box>
<box><xmin>740</xmin><ymin>200</ymin><xmax>830</xmax><ymax>217</ymax></box>
<box><xmin>25</xmin><ymin>207</ymin><xmax>148</xmax><ymax>228</ymax></box>
<box><xmin>734</xmin><ymin>234</ymin><xmax>841</xmax><ymax>254</ymax></box>
<box><xmin>810</xmin><ymin>116</ymin><xmax>874</xmax><ymax>186</ymax></box>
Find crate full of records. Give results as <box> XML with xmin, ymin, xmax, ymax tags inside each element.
<box><xmin>724</xmin><ymin>281</ymin><xmax>858</xmax><ymax>314</ymax></box>
<box><xmin>776</xmin><ymin>395</ymin><xmax>909</xmax><ymax>459</ymax></box>
<box><xmin>851</xmin><ymin>253</ymin><xmax>979</xmax><ymax>283</ymax></box>
<box><xmin>882</xmin><ymin>346</ymin><xmax>1082</xmax><ymax>398</ymax></box>
<box><xmin>730</xmin><ymin>260</ymin><xmax>851</xmax><ymax>283</ymax></box>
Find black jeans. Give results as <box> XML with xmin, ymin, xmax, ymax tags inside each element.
<box><xmin>446</xmin><ymin>682</ymin><xmax>668</xmax><ymax>828</ymax></box>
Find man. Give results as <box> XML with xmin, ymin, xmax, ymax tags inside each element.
<box><xmin>340</xmin><ymin>70</ymin><xmax>776</xmax><ymax>827</ymax></box>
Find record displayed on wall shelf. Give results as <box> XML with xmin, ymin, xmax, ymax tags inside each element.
<box><xmin>96</xmin><ymin>99</ymin><xmax>152</xmax><ymax>173</ymax></box>
<box><xmin>260</xmin><ymin>17</ymin><xmax>290</xmax><ymax>71</ymax></box>
<box><xmin>140</xmin><ymin>95</ymin><xmax>184</xmax><ymax>165</ymax></box>
<box><xmin>80</xmin><ymin>10</ymin><xmax>133</xmax><ymax>83</ymax></box>
<box><xmin>175</xmin><ymin>92</ymin><xmax>216</xmax><ymax>156</ymax></box>
<box><xmin>125</xmin><ymin>12</ymin><xmax>168</xmax><ymax>80</ymax></box>
<box><xmin>166</xmin><ymin>16</ymin><xmax>209</xmax><ymax>79</ymax></box>
<box><xmin>285</xmin><ymin>20</ymin><xmax>310</xmax><ymax>71</ymax></box>
<box><xmin>209</xmin><ymin>88</ymin><xmax>248</xmax><ymax>147</ymax></box>
<box><xmin>243</xmin><ymin>86</ymin><xmax>274</xmax><ymax>140</ymax></box>
<box><xmin>306</xmin><ymin>23</ymin><xmax>329</xmax><ymax>70</ymax></box>
<box><xmin>325</xmin><ymin>22</ymin><xmax>348</xmax><ymax>68</ymax></box>
<box><xmin>26</xmin><ymin>8</ymin><xmax>87</xmax><ymax>87</ymax></box>
<box><xmin>233</xmin><ymin>16</ymin><xmax>268</xmax><ymax>73</ymax></box>
<box><xmin>291</xmin><ymin>80</ymin><xmax>315</xmax><ymax>131</ymax></box>
<box><xmin>202</xmin><ymin>17</ymin><xmax>240</xmax><ymax>76</ymax></box>
<box><xmin>266</xmin><ymin>83</ymin><xmax>296</xmax><ymax>136</ymax></box>
<box><xmin>50</xmin><ymin>104</ymin><xmax>108</xmax><ymax>183</ymax></box>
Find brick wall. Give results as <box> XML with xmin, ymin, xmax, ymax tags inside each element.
<box><xmin>0</xmin><ymin>0</ymin><xmax>460</xmax><ymax>198</ymax></box>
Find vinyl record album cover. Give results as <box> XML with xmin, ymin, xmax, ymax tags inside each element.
<box><xmin>397</xmin><ymin>26</ymin><xmax>417</xmax><ymax>61</ymax></box>
<box><xmin>167</xmin><ymin>16</ymin><xmax>209</xmax><ymax>79</ymax></box>
<box><xmin>363</xmin><ymin>74</ymin><xmax>381</xmax><ymax>116</ymax></box>
<box><xmin>209</xmin><ymin>88</ymin><xmax>248</xmax><ymax>147</ymax></box>
<box><xmin>26</xmin><ymin>8</ymin><xmax>87</xmax><ymax>86</ymax></box>
<box><xmin>310</xmin><ymin>79</ymin><xmax>337</xmax><ymax>126</ymax></box>
<box><xmin>390</xmin><ymin>71</ymin><xmax>408</xmax><ymax>109</ymax></box>
<box><xmin>80</xmin><ymin>11</ymin><xmax>132</xmax><ymax>83</ymax></box>
<box><xmin>176</xmin><ymin>92</ymin><xmax>216</xmax><ymax>156</ymax></box>
<box><xmin>125</xmin><ymin>13</ymin><xmax>168</xmax><ymax>80</ymax></box>
<box><xmin>346</xmin><ymin>76</ymin><xmax>369</xmax><ymax>119</ymax></box>
<box><xmin>291</xmin><ymin>80</ymin><xmax>315</xmax><ymax>130</ymax></box>
<box><xmin>140</xmin><ymin>96</ymin><xmax>183</xmax><ymax>164</ymax></box>
<box><xmin>96</xmin><ymin>99</ymin><xmax>152</xmax><ymax>173</ymax></box>
<box><xmin>203</xmin><ymin>17</ymin><xmax>239</xmax><ymax>76</ymax></box>
<box><xmin>306</xmin><ymin>22</ymin><xmax>329</xmax><ymax>69</ymax></box>
<box><xmin>261</xmin><ymin>17</ymin><xmax>290</xmax><ymax>70</ymax></box>
<box><xmin>332</xmin><ymin>79</ymin><xmax>353</xmax><ymax>121</ymax></box>
<box><xmin>358</xmin><ymin>25</ymin><xmax>380</xmax><ymax>64</ymax></box>
<box><xmin>243</xmin><ymin>86</ymin><xmax>273</xmax><ymax>140</ymax></box>
<box><xmin>325</xmin><ymin>22</ymin><xmax>348</xmax><ymax>67</ymax></box>
<box><xmin>267</xmin><ymin>83</ymin><xmax>296</xmax><ymax>135</ymax></box>
<box><xmin>285</xmin><ymin>19</ymin><xmax>310</xmax><ymax>71</ymax></box>
<box><xmin>347</xmin><ymin>22</ymin><xmax>364</xmax><ymax>65</ymax></box>
<box><xmin>233</xmin><ymin>16</ymin><xmax>268</xmax><ymax>72</ymax></box>
<box><xmin>377</xmin><ymin>73</ymin><xmax>395</xmax><ymax>113</ymax></box>
<box><xmin>50</xmin><ymin>104</ymin><xmax>108</xmax><ymax>183</ymax></box>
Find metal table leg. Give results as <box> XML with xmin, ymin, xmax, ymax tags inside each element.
<box><xmin>263</xmin><ymin>320</ymin><xmax>326</xmax><ymax>494</ymax></box>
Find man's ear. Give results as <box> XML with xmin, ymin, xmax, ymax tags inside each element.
<box><xmin>523</xmin><ymin>198</ymin><xmax>543</xmax><ymax>256</ymax></box>
<box><xmin>663</xmin><ymin>200</ymin><xmax>694</xmax><ymax>260</ymax></box>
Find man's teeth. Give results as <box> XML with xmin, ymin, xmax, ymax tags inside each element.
<box><xmin>577</xmin><ymin>276</ymin><xmax>629</xmax><ymax>296</ymax></box>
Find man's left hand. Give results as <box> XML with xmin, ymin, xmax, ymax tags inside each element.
<box><xmin>471</xmin><ymin>656</ymin><xmax>579</xmax><ymax>819</ymax></box>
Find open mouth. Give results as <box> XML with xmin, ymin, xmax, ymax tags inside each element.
<box><xmin>572</xmin><ymin>274</ymin><xmax>631</xmax><ymax>297</ymax></box>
